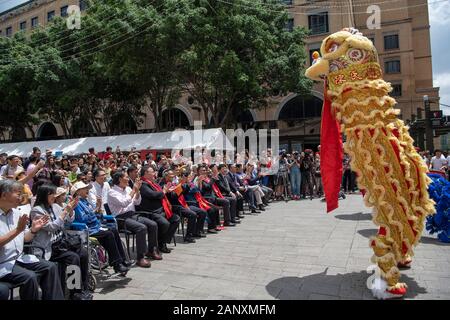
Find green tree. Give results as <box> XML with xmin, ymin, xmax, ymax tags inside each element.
<box><xmin>92</xmin><ymin>0</ymin><xmax>187</xmax><ymax>131</ymax></box>
<box><xmin>0</xmin><ymin>32</ymin><xmax>62</xmax><ymax>139</ymax></box>
<box><xmin>176</xmin><ymin>0</ymin><xmax>312</xmax><ymax>127</ymax></box>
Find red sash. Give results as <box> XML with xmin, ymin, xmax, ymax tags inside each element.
<box><xmin>178</xmin><ymin>194</ymin><xmax>189</xmax><ymax>209</ymax></box>
<box><xmin>194</xmin><ymin>192</ymin><xmax>212</xmax><ymax>210</ymax></box>
<box><xmin>212</xmin><ymin>183</ymin><xmax>225</xmax><ymax>199</ymax></box>
<box><xmin>141</xmin><ymin>177</ymin><xmax>173</xmax><ymax>219</ymax></box>
<box><xmin>203</xmin><ymin>177</ymin><xmax>225</xmax><ymax>199</ymax></box>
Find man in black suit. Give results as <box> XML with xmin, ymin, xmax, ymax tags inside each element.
<box><xmin>160</xmin><ymin>169</ymin><xmax>206</xmax><ymax>243</ymax></box>
<box><xmin>127</xmin><ymin>165</ymin><xmax>138</xmax><ymax>189</ymax></box>
<box><xmin>215</xmin><ymin>164</ymin><xmax>241</xmax><ymax>222</ymax></box>
<box><xmin>226</xmin><ymin>164</ymin><xmax>260</xmax><ymax>214</ymax></box>
<box><xmin>217</xmin><ymin>164</ymin><xmax>245</xmax><ymax>219</ymax></box>
<box><xmin>138</xmin><ymin>165</ymin><xmax>180</xmax><ymax>254</ymax></box>
<box><xmin>197</xmin><ymin>165</ymin><xmax>236</xmax><ymax>227</ymax></box>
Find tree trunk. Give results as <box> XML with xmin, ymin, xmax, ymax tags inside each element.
<box><xmin>27</xmin><ymin>125</ymin><xmax>35</xmax><ymax>138</ymax></box>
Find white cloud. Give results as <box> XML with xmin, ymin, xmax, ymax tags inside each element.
<box><xmin>429</xmin><ymin>1</ymin><xmax>450</xmax><ymax>26</ymax></box>
<box><xmin>429</xmin><ymin>1</ymin><xmax>450</xmax><ymax>115</ymax></box>
<box><xmin>435</xmin><ymin>72</ymin><xmax>450</xmax><ymax>90</ymax></box>
<box><xmin>434</xmin><ymin>72</ymin><xmax>450</xmax><ymax>114</ymax></box>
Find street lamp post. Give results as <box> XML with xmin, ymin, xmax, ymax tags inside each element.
<box><xmin>423</xmin><ymin>95</ymin><xmax>434</xmax><ymax>153</ymax></box>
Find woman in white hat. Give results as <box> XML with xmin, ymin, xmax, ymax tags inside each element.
<box><xmin>71</xmin><ymin>181</ymin><xmax>130</xmax><ymax>275</ymax></box>
<box><xmin>30</xmin><ymin>184</ymin><xmax>92</xmax><ymax>300</ymax></box>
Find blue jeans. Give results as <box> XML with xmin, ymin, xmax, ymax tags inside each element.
<box><xmin>262</xmin><ymin>175</ymin><xmax>270</xmax><ymax>187</ymax></box>
<box><xmin>290</xmin><ymin>167</ymin><xmax>301</xmax><ymax>196</ymax></box>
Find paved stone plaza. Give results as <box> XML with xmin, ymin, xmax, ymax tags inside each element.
<box><xmin>93</xmin><ymin>195</ymin><xmax>450</xmax><ymax>300</ymax></box>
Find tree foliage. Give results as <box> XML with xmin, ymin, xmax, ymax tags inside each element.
<box><xmin>0</xmin><ymin>0</ymin><xmax>311</xmax><ymax>140</ymax></box>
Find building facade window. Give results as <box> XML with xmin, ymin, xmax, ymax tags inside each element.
<box><xmin>162</xmin><ymin>108</ymin><xmax>190</xmax><ymax>130</ymax></box>
<box><xmin>391</xmin><ymin>83</ymin><xmax>402</xmax><ymax>96</ymax></box>
<box><xmin>31</xmin><ymin>17</ymin><xmax>39</xmax><ymax>28</ymax></box>
<box><xmin>282</xmin><ymin>0</ymin><xmax>293</xmax><ymax>5</ymax></box>
<box><xmin>384</xmin><ymin>34</ymin><xmax>399</xmax><ymax>50</ymax></box>
<box><xmin>47</xmin><ymin>10</ymin><xmax>55</xmax><ymax>22</ymax></box>
<box><xmin>19</xmin><ymin>21</ymin><xmax>27</xmax><ymax>30</ymax></box>
<box><xmin>61</xmin><ymin>5</ymin><xmax>68</xmax><ymax>17</ymax></box>
<box><xmin>308</xmin><ymin>12</ymin><xmax>329</xmax><ymax>35</ymax></box>
<box><xmin>286</xmin><ymin>18</ymin><xmax>294</xmax><ymax>32</ymax></box>
<box><xmin>385</xmin><ymin>60</ymin><xmax>401</xmax><ymax>73</ymax></box>
<box><xmin>279</xmin><ymin>95</ymin><xmax>323</xmax><ymax>120</ymax></box>
<box><xmin>79</xmin><ymin>0</ymin><xmax>88</xmax><ymax>11</ymax></box>
<box><xmin>6</xmin><ymin>26</ymin><xmax>12</xmax><ymax>37</ymax></box>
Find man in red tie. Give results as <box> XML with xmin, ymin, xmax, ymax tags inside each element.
<box><xmin>160</xmin><ymin>169</ymin><xmax>206</xmax><ymax>243</ymax></box>
<box><xmin>138</xmin><ymin>166</ymin><xmax>180</xmax><ymax>254</ymax></box>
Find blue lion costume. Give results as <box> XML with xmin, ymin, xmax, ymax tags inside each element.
<box><xmin>426</xmin><ymin>173</ymin><xmax>450</xmax><ymax>243</ymax></box>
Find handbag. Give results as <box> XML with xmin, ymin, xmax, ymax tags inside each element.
<box><xmin>51</xmin><ymin>231</ymin><xmax>82</xmax><ymax>255</ymax></box>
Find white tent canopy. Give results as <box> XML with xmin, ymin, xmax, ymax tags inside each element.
<box><xmin>0</xmin><ymin>128</ymin><xmax>234</xmax><ymax>156</ymax></box>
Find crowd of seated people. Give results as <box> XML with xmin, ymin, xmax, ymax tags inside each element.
<box><xmin>0</xmin><ymin>146</ymin><xmax>276</xmax><ymax>300</ymax></box>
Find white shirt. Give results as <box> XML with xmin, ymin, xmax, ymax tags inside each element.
<box><xmin>88</xmin><ymin>181</ymin><xmax>111</xmax><ymax>211</ymax></box>
<box><xmin>107</xmin><ymin>185</ymin><xmax>141</xmax><ymax>217</ymax></box>
<box><xmin>430</xmin><ymin>155</ymin><xmax>447</xmax><ymax>171</ymax></box>
<box><xmin>0</xmin><ymin>165</ymin><xmax>23</xmax><ymax>178</ymax></box>
<box><xmin>0</xmin><ymin>208</ymin><xmax>38</xmax><ymax>279</ymax></box>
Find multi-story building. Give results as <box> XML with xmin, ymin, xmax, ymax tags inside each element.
<box><xmin>0</xmin><ymin>0</ymin><xmax>86</xmax><ymax>36</ymax></box>
<box><xmin>0</xmin><ymin>0</ymin><xmax>442</xmax><ymax>151</ymax></box>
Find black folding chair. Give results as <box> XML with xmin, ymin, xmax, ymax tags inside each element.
<box><xmin>103</xmin><ymin>204</ymin><xmax>136</xmax><ymax>258</ymax></box>
<box><xmin>7</xmin><ymin>244</ymin><xmax>46</xmax><ymax>300</ymax></box>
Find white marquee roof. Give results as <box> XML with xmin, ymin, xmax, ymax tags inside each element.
<box><xmin>0</xmin><ymin>128</ymin><xmax>234</xmax><ymax>156</ymax></box>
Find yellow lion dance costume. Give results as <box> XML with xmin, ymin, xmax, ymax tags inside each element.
<box><xmin>305</xmin><ymin>28</ymin><xmax>435</xmax><ymax>299</ymax></box>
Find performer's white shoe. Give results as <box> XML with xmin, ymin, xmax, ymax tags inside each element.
<box><xmin>371</xmin><ymin>277</ymin><xmax>407</xmax><ymax>299</ymax></box>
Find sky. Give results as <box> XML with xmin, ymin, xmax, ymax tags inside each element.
<box><xmin>0</xmin><ymin>0</ymin><xmax>449</xmax><ymax>114</ymax></box>
<box><xmin>429</xmin><ymin>0</ymin><xmax>450</xmax><ymax>115</ymax></box>
<box><xmin>0</xmin><ymin>0</ymin><xmax>29</xmax><ymax>14</ymax></box>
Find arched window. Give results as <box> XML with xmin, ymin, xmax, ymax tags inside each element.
<box><xmin>235</xmin><ymin>109</ymin><xmax>254</xmax><ymax>123</ymax></box>
<box><xmin>162</xmin><ymin>108</ymin><xmax>190</xmax><ymax>130</ymax></box>
<box><xmin>71</xmin><ymin>118</ymin><xmax>94</xmax><ymax>137</ymax></box>
<box><xmin>11</xmin><ymin>127</ymin><xmax>27</xmax><ymax>141</ymax></box>
<box><xmin>111</xmin><ymin>113</ymin><xmax>137</xmax><ymax>134</ymax></box>
<box><xmin>37</xmin><ymin>122</ymin><xmax>58</xmax><ymax>139</ymax></box>
<box><xmin>278</xmin><ymin>95</ymin><xmax>323</xmax><ymax>120</ymax></box>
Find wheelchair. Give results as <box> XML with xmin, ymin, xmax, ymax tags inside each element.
<box><xmin>68</xmin><ymin>214</ymin><xmax>131</xmax><ymax>292</ymax></box>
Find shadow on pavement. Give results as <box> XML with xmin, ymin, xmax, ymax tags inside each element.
<box><xmin>334</xmin><ymin>212</ymin><xmax>372</xmax><ymax>221</ymax></box>
<box><xmin>357</xmin><ymin>230</ymin><xmax>450</xmax><ymax>247</ymax></box>
<box><xmin>96</xmin><ymin>276</ymin><xmax>132</xmax><ymax>295</ymax></box>
<box><xmin>420</xmin><ymin>236</ymin><xmax>450</xmax><ymax>246</ymax></box>
<box><xmin>265</xmin><ymin>269</ymin><xmax>426</xmax><ymax>300</ymax></box>
<box><xmin>357</xmin><ymin>228</ymin><xmax>378</xmax><ymax>239</ymax></box>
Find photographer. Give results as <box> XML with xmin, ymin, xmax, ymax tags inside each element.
<box><xmin>288</xmin><ymin>151</ymin><xmax>302</xmax><ymax>200</ymax></box>
<box><xmin>300</xmin><ymin>150</ymin><xmax>314</xmax><ymax>200</ymax></box>
<box><xmin>314</xmin><ymin>153</ymin><xmax>323</xmax><ymax>197</ymax></box>
<box><xmin>275</xmin><ymin>151</ymin><xmax>290</xmax><ymax>201</ymax></box>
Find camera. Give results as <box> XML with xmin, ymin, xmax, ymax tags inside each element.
<box><xmin>182</xmin><ymin>171</ymin><xmax>190</xmax><ymax>178</ymax></box>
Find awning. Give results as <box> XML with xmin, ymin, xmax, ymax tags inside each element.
<box><xmin>0</xmin><ymin>128</ymin><xmax>234</xmax><ymax>156</ymax></box>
